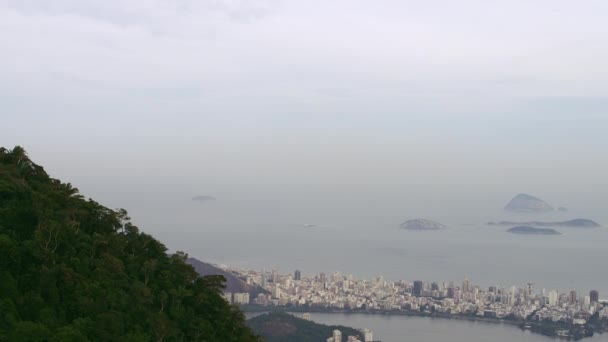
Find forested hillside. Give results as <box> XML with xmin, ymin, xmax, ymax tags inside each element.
<box><xmin>0</xmin><ymin>146</ymin><xmax>260</xmax><ymax>341</ymax></box>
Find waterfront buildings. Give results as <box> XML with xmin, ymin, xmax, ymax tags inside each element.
<box><xmin>591</xmin><ymin>290</ymin><xmax>600</xmax><ymax>303</ymax></box>
<box><xmin>231</xmin><ymin>267</ymin><xmax>604</xmax><ymax>329</ymax></box>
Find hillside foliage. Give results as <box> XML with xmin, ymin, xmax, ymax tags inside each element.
<box><xmin>0</xmin><ymin>146</ymin><xmax>260</xmax><ymax>341</ymax></box>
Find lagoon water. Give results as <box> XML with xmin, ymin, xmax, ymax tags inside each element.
<box><xmin>283</xmin><ymin>312</ymin><xmax>608</xmax><ymax>342</ymax></box>
<box><xmin>245</xmin><ymin>312</ymin><xmax>608</xmax><ymax>341</ymax></box>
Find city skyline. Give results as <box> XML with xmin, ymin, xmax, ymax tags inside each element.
<box><xmin>229</xmin><ymin>266</ymin><xmax>604</xmax><ymax>305</ymax></box>
<box><xmin>224</xmin><ymin>265</ymin><xmax>607</xmax><ymax>339</ymax></box>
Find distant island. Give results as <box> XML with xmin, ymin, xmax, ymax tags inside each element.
<box><xmin>246</xmin><ymin>311</ymin><xmax>365</xmax><ymax>342</ymax></box>
<box><xmin>504</xmin><ymin>193</ymin><xmax>553</xmax><ymax>212</ymax></box>
<box><xmin>192</xmin><ymin>195</ymin><xmax>216</xmax><ymax>202</ymax></box>
<box><xmin>400</xmin><ymin>219</ymin><xmax>446</xmax><ymax>230</ymax></box>
<box><xmin>507</xmin><ymin>226</ymin><xmax>561</xmax><ymax>235</ymax></box>
<box><xmin>488</xmin><ymin>219</ymin><xmax>600</xmax><ymax>228</ymax></box>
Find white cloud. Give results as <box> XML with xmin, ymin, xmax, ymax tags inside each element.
<box><xmin>1</xmin><ymin>0</ymin><xmax>607</xmax><ymax>128</ymax></box>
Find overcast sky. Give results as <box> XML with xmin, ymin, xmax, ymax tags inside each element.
<box><xmin>2</xmin><ymin>1</ymin><xmax>607</xmax><ymax>238</ymax></box>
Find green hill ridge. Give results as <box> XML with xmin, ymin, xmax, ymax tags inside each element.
<box><xmin>0</xmin><ymin>146</ymin><xmax>260</xmax><ymax>341</ymax></box>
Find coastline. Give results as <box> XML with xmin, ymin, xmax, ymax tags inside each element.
<box><xmin>242</xmin><ymin>305</ymin><xmax>521</xmax><ymax>326</ymax></box>
<box><xmin>241</xmin><ymin>305</ymin><xmax>604</xmax><ymax>340</ymax></box>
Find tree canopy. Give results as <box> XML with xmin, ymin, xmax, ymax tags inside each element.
<box><xmin>0</xmin><ymin>146</ymin><xmax>260</xmax><ymax>341</ymax></box>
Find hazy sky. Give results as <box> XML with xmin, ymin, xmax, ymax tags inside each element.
<box><xmin>2</xmin><ymin>1</ymin><xmax>607</xmax><ymax>240</ymax></box>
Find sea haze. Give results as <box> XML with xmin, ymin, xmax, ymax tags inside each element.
<box><xmin>131</xmin><ymin>193</ymin><xmax>608</xmax><ymax>296</ymax></box>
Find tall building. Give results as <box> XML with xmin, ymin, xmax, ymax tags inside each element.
<box><xmin>453</xmin><ymin>289</ymin><xmax>461</xmax><ymax>301</ymax></box>
<box><xmin>569</xmin><ymin>290</ymin><xmax>577</xmax><ymax>305</ymax></box>
<box><xmin>294</xmin><ymin>269</ymin><xmax>301</xmax><ymax>281</ymax></box>
<box><xmin>272</xmin><ymin>269</ymin><xmax>279</xmax><ymax>283</ymax></box>
<box><xmin>334</xmin><ymin>329</ymin><xmax>342</xmax><ymax>342</ymax></box>
<box><xmin>549</xmin><ymin>290</ymin><xmax>559</xmax><ymax>306</ymax></box>
<box><xmin>413</xmin><ymin>280</ymin><xmax>423</xmax><ymax>296</ymax></box>
<box><xmin>584</xmin><ymin>296</ymin><xmax>591</xmax><ymax>307</ymax></box>
<box><xmin>527</xmin><ymin>283</ymin><xmax>534</xmax><ymax>298</ymax></box>
<box><xmin>590</xmin><ymin>290</ymin><xmax>599</xmax><ymax>303</ymax></box>
<box><xmin>326</xmin><ymin>329</ymin><xmax>342</xmax><ymax>342</ymax></box>
<box><xmin>272</xmin><ymin>285</ymin><xmax>281</xmax><ymax>299</ymax></box>
<box><xmin>363</xmin><ymin>328</ymin><xmax>373</xmax><ymax>342</ymax></box>
<box><xmin>431</xmin><ymin>282</ymin><xmax>439</xmax><ymax>291</ymax></box>
<box><xmin>462</xmin><ymin>276</ymin><xmax>470</xmax><ymax>293</ymax></box>
<box><xmin>320</xmin><ymin>272</ymin><xmax>327</xmax><ymax>284</ymax></box>
<box><xmin>261</xmin><ymin>269</ymin><xmax>267</xmax><ymax>287</ymax></box>
<box><xmin>447</xmin><ymin>287</ymin><xmax>455</xmax><ymax>299</ymax></box>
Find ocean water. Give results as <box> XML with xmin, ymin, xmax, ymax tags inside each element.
<box><xmin>130</xmin><ymin>194</ymin><xmax>608</xmax><ymax>340</ymax></box>
<box><xmin>166</xmin><ymin>208</ymin><xmax>608</xmax><ymax>296</ymax></box>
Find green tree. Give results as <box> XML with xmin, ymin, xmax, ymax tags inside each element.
<box><xmin>0</xmin><ymin>146</ymin><xmax>261</xmax><ymax>342</ymax></box>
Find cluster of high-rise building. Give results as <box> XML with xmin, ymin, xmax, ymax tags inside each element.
<box><xmin>226</xmin><ymin>267</ymin><xmax>607</xmax><ymax>327</ymax></box>
<box><xmin>221</xmin><ymin>292</ymin><xmax>250</xmax><ymax>305</ymax></box>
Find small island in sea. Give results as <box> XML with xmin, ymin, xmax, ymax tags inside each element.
<box><xmin>192</xmin><ymin>195</ymin><xmax>216</xmax><ymax>202</ymax></box>
<box><xmin>507</xmin><ymin>226</ymin><xmax>561</xmax><ymax>235</ymax></box>
<box><xmin>400</xmin><ymin>219</ymin><xmax>446</xmax><ymax>230</ymax></box>
<box><xmin>488</xmin><ymin>219</ymin><xmax>600</xmax><ymax>228</ymax></box>
<box><xmin>504</xmin><ymin>193</ymin><xmax>553</xmax><ymax>212</ymax></box>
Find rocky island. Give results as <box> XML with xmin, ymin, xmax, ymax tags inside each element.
<box><xmin>488</xmin><ymin>219</ymin><xmax>600</xmax><ymax>228</ymax></box>
<box><xmin>400</xmin><ymin>219</ymin><xmax>446</xmax><ymax>230</ymax></box>
<box><xmin>192</xmin><ymin>195</ymin><xmax>216</xmax><ymax>202</ymax></box>
<box><xmin>504</xmin><ymin>193</ymin><xmax>553</xmax><ymax>212</ymax></box>
<box><xmin>507</xmin><ymin>226</ymin><xmax>561</xmax><ymax>235</ymax></box>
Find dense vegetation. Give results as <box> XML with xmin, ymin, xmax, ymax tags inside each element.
<box><xmin>246</xmin><ymin>311</ymin><xmax>363</xmax><ymax>342</ymax></box>
<box><xmin>0</xmin><ymin>147</ymin><xmax>260</xmax><ymax>341</ymax></box>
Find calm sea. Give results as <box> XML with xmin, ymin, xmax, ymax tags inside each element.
<box><xmin>137</xmin><ymin>197</ymin><xmax>608</xmax><ymax>340</ymax></box>
<box><xmin>170</xmin><ymin>208</ymin><xmax>608</xmax><ymax>296</ymax></box>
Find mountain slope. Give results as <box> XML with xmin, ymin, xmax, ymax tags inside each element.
<box><xmin>0</xmin><ymin>146</ymin><xmax>260</xmax><ymax>341</ymax></box>
<box><xmin>187</xmin><ymin>257</ymin><xmax>252</xmax><ymax>293</ymax></box>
